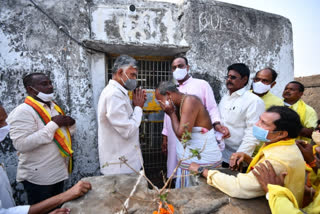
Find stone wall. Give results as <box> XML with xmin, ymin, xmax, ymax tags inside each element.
<box><xmin>295</xmin><ymin>75</ymin><xmax>320</xmax><ymax>119</ymax></box>
<box><xmin>0</xmin><ymin>0</ymin><xmax>99</xmax><ymax>204</ymax></box>
<box><xmin>0</xmin><ymin>0</ymin><xmax>294</xmax><ymax>205</ymax></box>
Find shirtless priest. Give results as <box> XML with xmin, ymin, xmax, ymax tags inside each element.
<box><xmin>155</xmin><ymin>81</ymin><xmax>222</xmax><ymax>188</ymax></box>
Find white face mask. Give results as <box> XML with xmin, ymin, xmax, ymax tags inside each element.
<box><xmin>31</xmin><ymin>87</ymin><xmax>55</xmax><ymax>102</ymax></box>
<box><xmin>0</xmin><ymin>124</ymin><xmax>10</xmax><ymax>142</ymax></box>
<box><xmin>252</xmin><ymin>81</ymin><xmax>271</xmax><ymax>94</ymax></box>
<box><xmin>173</xmin><ymin>68</ymin><xmax>188</xmax><ymax>81</ymax></box>
<box><xmin>312</xmin><ymin>131</ymin><xmax>320</xmax><ymax>146</ymax></box>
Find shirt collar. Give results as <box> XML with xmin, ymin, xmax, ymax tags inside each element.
<box><xmin>230</xmin><ymin>87</ymin><xmax>247</xmax><ymax>96</ymax></box>
<box><xmin>109</xmin><ymin>79</ymin><xmax>128</xmax><ymax>95</ymax></box>
<box><xmin>284</xmin><ymin>99</ymin><xmax>300</xmax><ymax>107</ymax></box>
<box><xmin>180</xmin><ymin>76</ymin><xmax>193</xmax><ymax>86</ymax></box>
<box><xmin>34</xmin><ymin>99</ymin><xmax>55</xmax><ymax>110</ymax></box>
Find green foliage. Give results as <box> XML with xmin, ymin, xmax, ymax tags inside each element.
<box><xmin>159</xmin><ymin>192</ymin><xmax>168</xmax><ymax>202</ymax></box>
<box><xmin>181</xmin><ymin>123</ymin><xmax>191</xmax><ymax>148</ymax></box>
<box><xmin>189</xmin><ymin>148</ymin><xmax>201</xmax><ymax>160</ymax></box>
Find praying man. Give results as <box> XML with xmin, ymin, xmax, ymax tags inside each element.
<box><xmin>156</xmin><ymin>81</ymin><xmax>222</xmax><ymax>188</ymax></box>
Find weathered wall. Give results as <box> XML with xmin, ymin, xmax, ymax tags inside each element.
<box><xmin>182</xmin><ymin>0</ymin><xmax>294</xmax><ymax>97</ymax></box>
<box><xmin>295</xmin><ymin>75</ymin><xmax>320</xmax><ymax>119</ymax></box>
<box><xmin>0</xmin><ymin>0</ymin><xmax>294</xmax><ymax>205</ymax></box>
<box><xmin>0</xmin><ymin>0</ymin><xmax>99</xmax><ymax>204</ymax></box>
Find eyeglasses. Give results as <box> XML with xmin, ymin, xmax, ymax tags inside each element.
<box><xmin>224</xmin><ymin>75</ymin><xmax>238</xmax><ymax>80</ymax></box>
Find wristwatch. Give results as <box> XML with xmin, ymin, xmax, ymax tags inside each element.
<box><xmin>198</xmin><ymin>166</ymin><xmax>205</xmax><ymax>176</ymax></box>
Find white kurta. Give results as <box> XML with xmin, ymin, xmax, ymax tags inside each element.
<box><xmin>98</xmin><ymin>80</ymin><xmax>143</xmax><ymax>175</ymax></box>
<box><xmin>219</xmin><ymin>87</ymin><xmax>265</xmax><ymax>162</ymax></box>
<box><xmin>0</xmin><ymin>164</ymin><xmax>15</xmax><ymax>208</ymax></box>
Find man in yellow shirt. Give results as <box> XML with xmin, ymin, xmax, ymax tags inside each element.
<box><xmin>283</xmin><ymin>81</ymin><xmax>318</xmax><ymax>141</ymax></box>
<box><xmin>188</xmin><ymin>106</ymin><xmax>305</xmax><ymax>206</ymax></box>
<box><xmin>251</xmin><ymin>68</ymin><xmax>284</xmax><ymax>155</ymax></box>
<box><xmin>252</xmin><ymin>68</ymin><xmax>284</xmax><ymax>109</ymax></box>
<box><xmin>252</xmin><ymin>140</ymin><xmax>320</xmax><ymax>214</ymax></box>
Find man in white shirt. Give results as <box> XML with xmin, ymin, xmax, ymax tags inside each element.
<box><xmin>1</xmin><ymin>104</ymin><xmax>91</xmax><ymax>214</ymax></box>
<box><xmin>98</xmin><ymin>55</ymin><xmax>146</xmax><ymax>175</ymax></box>
<box><xmin>219</xmin><ymin>63</ymin><xmax>265</xmax><ymax>167</ymax></box>
<box><xmin>7</xmin><ymin>73</ymin><xmax>76</xmax><ymax>205</ymax></box>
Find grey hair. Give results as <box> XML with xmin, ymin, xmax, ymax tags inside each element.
<box><xmin>112</xmin><ymin>55</ymin><xmax>137</xmax><ymax>74</ymax></box>
<box><xmin>156</xmin><ymin>81</ymin><xmax>179</xmax><ymax>95</ymax></box>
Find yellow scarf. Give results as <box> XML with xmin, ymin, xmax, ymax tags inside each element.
<box><xmin>289</xmin><ymin>99</ymin><xmax>306</xmax><ymax>127</ymax></box>
<box><xmin>247</xmin><ymin>139</ymin><xmax>296</xmax><ymax>173</ymax></box>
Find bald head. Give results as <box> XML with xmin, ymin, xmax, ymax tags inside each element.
<box><xmin>256</xmin><ymin>68</ymin><xmax>278</xmax><ymax>83</ymax></box>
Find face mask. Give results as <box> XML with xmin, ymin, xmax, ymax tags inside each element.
<box><xmin>31</xmin><ymin>87</ymin><xmax>54</xmax><ymax>102</ymax></box>
<box><xmin>252</xmin><ymin>81</ymin><xmax>271</xmax><ymax>94</ymax></box>
<box><xmin>253</xmin><ymin>125</ymin><xmax>270</xmax><ymax>142</ymax></box>
<box><xmin>121</xmin><ymin>72</ymin><xmax>137</xmax><ymax>91</ymax></box>
<box><xmin>0</xmin><ymin>124</ymin><xmax>10</xmax><ymax>142</ymax></box>
<box><xmin>312</xmin><ymin>131</ymin><xmax>320</xmax><ymax>146</ymax></box>
<box><xmin>173</xmin><ymin>68</ymin><xmax>187</xmax><ymax>81</ymax></box>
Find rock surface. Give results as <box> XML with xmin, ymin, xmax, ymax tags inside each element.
<box><xmin>63</xmin><ymin>172</ymin><xmax>270</xmax><ymax>214</ymax></box>
<box><xmin>295</xmin><ymin>75</ymin><xmax>320</xmax><ymax>119</ymax></box>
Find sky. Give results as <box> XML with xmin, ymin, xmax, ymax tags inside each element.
<box><xmin>217</xmin><ymin>0</ymin><xmax>320</xmax><ymax>77</ymax></box>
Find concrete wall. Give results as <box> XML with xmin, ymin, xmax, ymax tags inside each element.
<box><xmin>0</xmin><ymin>0</ymin><xmax>294</xmax><ymax>205</ymax></box>
<box><xmin>0</xmin><ymin>0</ymin><xmax>99</xmax><ymax>204</ymax></box>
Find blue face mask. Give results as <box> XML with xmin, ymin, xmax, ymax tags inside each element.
<box><xmin>253</xmin><ymin>125</ymin><xmax>270</xmax><ymax>142</ymax></box>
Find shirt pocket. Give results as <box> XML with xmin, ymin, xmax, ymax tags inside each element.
<box><xmin>225</xmin><ymin>105</ymin><xmax>245</xmax><ymax>126</ymax></box>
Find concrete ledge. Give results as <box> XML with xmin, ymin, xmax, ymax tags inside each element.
<box><xmin>83</xmin><ymin>39</ymin><xmax>190</xmax><ymax>56</ymax></box>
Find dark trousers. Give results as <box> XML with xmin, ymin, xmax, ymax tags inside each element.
<box><xmin>22</xmin><ymin>180</ymin><xmax>64</xmax><ymax>205</ymax></box>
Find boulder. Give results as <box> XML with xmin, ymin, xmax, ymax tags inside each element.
<box><xmin>63</xmin><ymin>171</ymin><xmax>270</xmax><ymax>214</ymax></box>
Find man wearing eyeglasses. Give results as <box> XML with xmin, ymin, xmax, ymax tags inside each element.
<box><xmin>251</xmin><ymin>68</ymin><xmax>284</xmax><ymax>109</ymax></box>
<box><xmin>218</xmin><ymin>63</ymin><xmax>265</xmax><ymax>168</ymax></box>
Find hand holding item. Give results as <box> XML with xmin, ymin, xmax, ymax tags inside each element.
<box><xmin>214</xmin><ymin>123</ymin><xmax>230</xmax><ymax>139</ymax></box>
<box><xmin>229</xmin><ymin>152</ymin><xmax>249</xmax><ymax>171</ymax></box>
<box><xmin>158</xmin><ymin>98</ymin><xmax>175</xmax><ymax>116</ymax></box>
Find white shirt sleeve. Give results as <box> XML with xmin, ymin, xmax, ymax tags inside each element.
<box><xmin>0</xmin><ymin>205</ymin><xmax>30</xmax><ymax>214</ymax></box>
<box><xmin>106</xmin><ymin>92</ymin><xmax>143</xmax><ymax>139</ymax></box>
<box><xmin>8</xmin><ymin>108</ymin><xmax>59</xmax><ymax>153</ymax></box>
<box><xmin>237</xmin><ymin>97</ymin><xmax>265</xmax><ymax>155</ymax></box>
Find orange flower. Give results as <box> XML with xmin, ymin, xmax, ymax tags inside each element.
<box><xmin>152</xmin><ymin>203</ymin><xmax>174</xmax><ymax>214</ymax></box>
